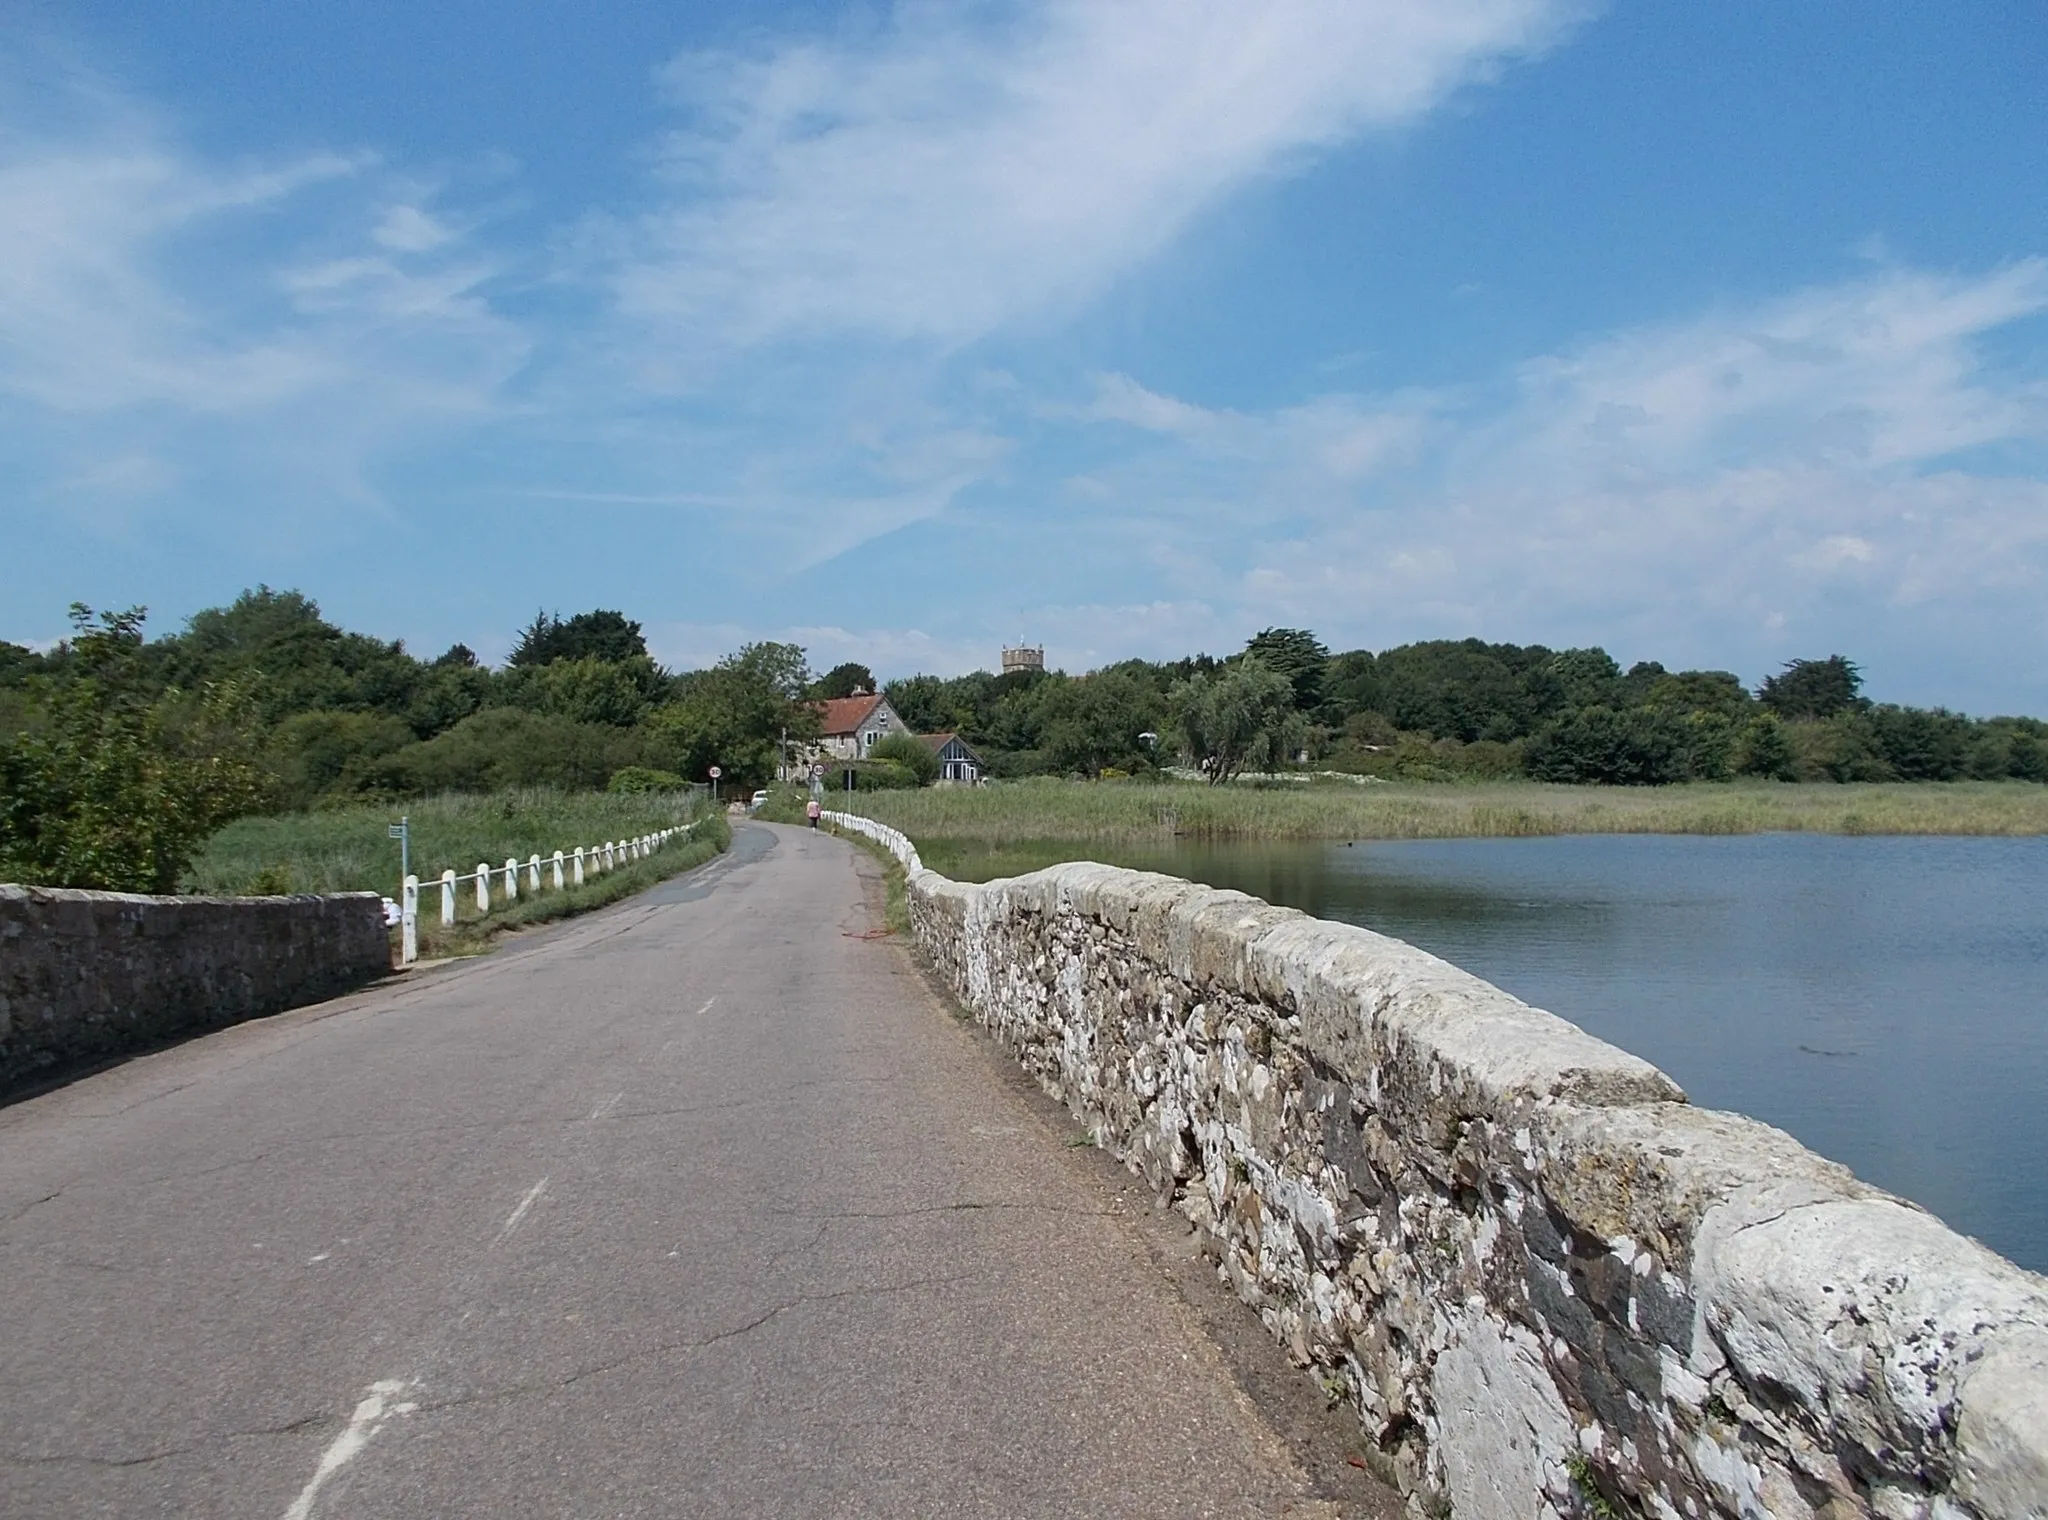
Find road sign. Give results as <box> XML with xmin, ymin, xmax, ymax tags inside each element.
<box><xmin>810</xmin><ymin>763</ymin><xmax>825</xmax><ymax>780</ymax></box>
<box><xmin>708</xmin><ymin>765</ymin><xmax>722</xmax><ymax>779</ymax></box>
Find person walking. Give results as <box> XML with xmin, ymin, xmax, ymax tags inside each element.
<box><xmin>806</xmin><ymin>797</ymin><xmax>822</xmax><ymax>829</ymax></box>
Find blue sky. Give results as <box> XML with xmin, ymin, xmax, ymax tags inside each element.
<box><xmin>3</xmin><ymin>1</ymin><xmax>2045</xmax><ymax>711</ymax></box>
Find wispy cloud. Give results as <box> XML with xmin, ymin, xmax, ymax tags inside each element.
<box><xmin>0</xmin><ymin>56</ymin><xmax>527</xmax><ymax>530</ymax></box>
<box><xmin>1039</xmin><ymin>263</ymin><xmax>2048</xmax><ymax>696</ymax></box>
<box><xmin>613</xmin><ymin>0</ymin><xmax>1582</xmax><ymax>349</ymax></box>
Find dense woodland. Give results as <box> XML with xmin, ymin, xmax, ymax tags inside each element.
<box><xmin>2</xmin><ymin>589</ymin><xmax>2042</xmax><ymax>889</ymax></box>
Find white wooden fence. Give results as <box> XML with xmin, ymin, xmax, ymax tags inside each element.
<box><xmin>396</xmin><ymin>818</ymin><xmax>712</xmax><ymax>966</ymax></box>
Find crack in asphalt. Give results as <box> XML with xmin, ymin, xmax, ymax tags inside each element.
<box><xmin>0</xmin><ymin>1189</ymin><xmax>65</xmax><ymax>1234</ymax></box>
<box><xmin>0</xmin><ymin>1412</ymin><xmax>335</xmax><ymax>1471</ymax></box>
<box><xmin>403</xmin><ymin>1271</ymin><xmax>980</xmax><ymax>1419</ymax></box>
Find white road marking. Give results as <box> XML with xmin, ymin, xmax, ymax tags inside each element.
<box><xmin>696</xmin><ymin>996</ymin><xmax>716</xmax><ymax>1016</ymax></box>
<box><xmin>492</xmin><ymin>1177</ymin><xmax>549</xmax><ymax>1247</ymax></box>
<box><xmin>279</xmin><ymin>1378</ymin><xmax>415</xmax><ymax>1520</ymax></box>
<box><xmin>588</xmin><ymin>1092</ymin><xmax>623</xmax><ymax>1121</ymax></box>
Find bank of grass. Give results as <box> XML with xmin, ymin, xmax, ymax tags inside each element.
<box><xmin>839</xmin><ymin>776</ymin><xmax>2048</xmax><ymax>856</ymax></box>
<box><xmin>187</xmin><ymin>787</ymin><xmax>712</xmax><ymax>897</ymax></box>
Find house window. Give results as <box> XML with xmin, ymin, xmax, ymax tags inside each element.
<box><xmin>862</xmin><ymin>730</ymin><xmax>877</xmax><ymax>750</ymax></box>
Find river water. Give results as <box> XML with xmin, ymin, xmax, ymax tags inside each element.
<box><xmin>934</xmin><ymin>834</ymin><xmax>2048</xmax><ymax>1273</ymax></box>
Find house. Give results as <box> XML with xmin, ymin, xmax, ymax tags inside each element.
<box><xmin>813</xmin><ymin>691</ymin><xmax>908</xmax><ymax>761</ymax></box>
<box><xmin>919</xmin><ymin>732</ymin><xmax>985</xmax><ymax>784</ymax></box>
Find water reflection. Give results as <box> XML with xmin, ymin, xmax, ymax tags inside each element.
<box><xmin>936</xmin><ymin>832</ymin><xmax>2048</xmax><ymax>1272</ymax></box>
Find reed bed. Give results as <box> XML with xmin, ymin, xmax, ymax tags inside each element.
<box><xmin>841</xmin><ymin>777</ymin><xmax>2048</xmax><ymax>852</ymax></box>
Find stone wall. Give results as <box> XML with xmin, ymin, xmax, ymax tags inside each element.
<box><xmin>0</xmin><ymin>885</ymin><xmax>390</xmax><ymax>1091</ymax></box>
<box><xmin>827</xmin><ymin>814</ymin><xmax>2048</xmax><ymax>1520</ymax></box>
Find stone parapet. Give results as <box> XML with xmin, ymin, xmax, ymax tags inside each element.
<box><xmin>0</xmin><ymin>885</ymin><xmax>389</xmax><ymax>1091</ymax></box>
<box><xmin>823</xmin><ymin>812</ymin><xmax>2048</xmax><ymax>1520</ymax></box>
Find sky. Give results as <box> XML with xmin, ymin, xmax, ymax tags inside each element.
<box><xmin>2</xmin><ymin>1</ymin><xmax>2045</xmax><ymax>712</ymax></box>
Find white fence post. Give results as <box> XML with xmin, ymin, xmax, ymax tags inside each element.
<box><xmin>527</xmin><ymin>854</ymin><xmax>541</xmax><ymax>892</ymax></box>
<box><xmin>476</xmin><ymin>863</ymin><xmax>491</xmax><ymax>913</ymax></box>
<box><xmin>605</xmin><ymin>841</ymin><xmax>616</xmax><ymax>871</ymax></box>
<box><xmin>573</xmin><ymin>847</ymin><xmax>586</xmax><ymax>885</ymax></box>
<box><xmin>442</xmin><ymin>870</ymin><xmax>457</xmax><ymax>926</ymax></box>
<box><xmin>402</xmin><ymin>874</ymin><xmax>419</xmax><ymax>966</ymax></box>
<box><xmin>503</xmin><ymin>857</ymin><xmax>519</xmax><ymax>901</ymax></box>
<box><xmin>552</xmin><ymin>850</ymin><xmax>565</xmax><ymax>889</ymax></box>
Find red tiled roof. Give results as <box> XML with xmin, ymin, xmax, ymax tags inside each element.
<box><xmin>815</xmin><ymin>693</ymin><xmax>885</xmax><ymax>736</ymax></box>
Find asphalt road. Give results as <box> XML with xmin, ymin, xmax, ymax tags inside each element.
<box><xmin>0</xmin><ymin>822</ymin><xmax>1367</xmax><ymax>1518</ymax></box>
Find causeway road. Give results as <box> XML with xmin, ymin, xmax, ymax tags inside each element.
<box><xmin>0</xmin><ymin>823</ymin><xmax>1385</xmax><ymax>1518</ymax></box>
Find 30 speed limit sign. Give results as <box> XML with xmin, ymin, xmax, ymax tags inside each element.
<box><xmin>708</xmin><ymin>765</ymin><xmax>722</xmax><ymax>779</ymax></box>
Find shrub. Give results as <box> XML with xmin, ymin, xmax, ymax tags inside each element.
<box><xmin>0</xmin><ymin>606</ymin><xmax>268</xmax><ymax>891</ymax></box>
<box><xmin>869</xmin><ymin>731</ymin><xmax>939</xmax><ymax>785</ymax></box>
<box><xmin>853</xmin><ymin>759</ymin><xmax>920</xmax><ymax>791</ymax></box>
<box><xmin>608</xmin><ymin>765</ymin><xmax>687</xmax><ymax>794</ymax></box>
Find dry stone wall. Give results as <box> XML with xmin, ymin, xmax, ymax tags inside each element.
<box><xmin>825</xmin><ymin>813</ymin><xmax>2048</xmax><ymax>1520</ymax></box>
<box><xmin>0</xmin><ymin>885</ymin><xmax>389</xmax><ymax>1091</ymax></box>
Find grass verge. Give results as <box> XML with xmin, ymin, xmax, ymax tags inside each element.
<box><xmin>415</xmin><ymin>813</ymin><xmax>730</xmax><ymax>959</ymax></box>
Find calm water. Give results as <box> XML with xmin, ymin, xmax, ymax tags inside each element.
<box><xmin>943</xmin><ymin>834</ymin><xmax>2048</xmax><ymax>1272</ymax></box>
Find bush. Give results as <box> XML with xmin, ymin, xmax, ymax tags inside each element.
<box><xmin>269</xmin><ymin>710</ymin><xmax>415</xmax><ymax>805</ymax></box>
<box><xmin>868</xmin><ymin>731</ymin><xmax>939</xmax><ymax>785</ymax></box>
<box><xmin>608</xmin><ymin>765</ymin><xmax>687</xmax><ymax>794</ymax></box>
<box><xmin>853</xmin><ymin>759</ymin><xmax>920</xmax><ymax>791</ymax></box>
<box><xmin>367</xmin><ymin>709</ymin><xmax>648</xmax><ymax>795</ymax></box>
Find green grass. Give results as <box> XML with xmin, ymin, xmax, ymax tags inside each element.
<box><xmin>836</xmin><ymin>776</ymin><xmax>2048</xmax><ymax>864</ymax></box>
<box><xmin>417</xmin><ymin>813</ymin><xmax>730</xmax><ymax>958</ymax></box>
<box><xmin>187</xmin><ymin>787</ymin><xmax>712</xmax><ymax>898</ymax></box>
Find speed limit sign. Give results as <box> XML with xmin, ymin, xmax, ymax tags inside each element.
<box><xmin>810</xmin><ymin>763</ymin><xmax>825</xmax><ymax>780</ymax></box>
<box><xmin>708</xmin><ymin>765</ymin><xmax>722</xmax><ymax>779</ymax></box>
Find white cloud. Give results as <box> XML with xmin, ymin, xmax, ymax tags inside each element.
<box><xmin>0</xmin><ymin>62</ymin><xmax>527</xmax><ymax>529</ymax></box>
<box><xmin>616</xmin><ymin>0</ymin><xmax>1582</xmax><ymax>348</ymax></box>
<box><xmin>1041</xmin><ymin>263</ymin><xmax>2048</xmax><ymax>697</ymax></box>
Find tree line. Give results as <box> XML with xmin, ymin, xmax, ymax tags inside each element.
<box><xmin>4</xmin><ymin>590</ymin><xmax>2042</xmax><ymax>888</ymax></box>
<box><xmin>882</xmin><ymin>631</ymin><xmax>2047</xmax><ymax>787</ymax></box>
<box><xmin>0</xmin><ymin>591</ymin><xmax>823</xmax><ymax>888</ymax></box>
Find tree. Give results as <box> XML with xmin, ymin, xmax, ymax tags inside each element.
<box><xmin>1168</xmin><ymin>658</ymin><xmax>1305</xmax><ymax>784</ymax></box>
<box><xmin>1243</xmin><ymin>628</ymin><xmax>1331</xmax><ymax>712</ymax></box>
<box><xmin>1524</xmin><ymin>706</ymin><xmax>1689</xmax><ymax>785</ymax></box>
<box><xmin>509</xmin><ymin>656</ymin><xmax>659</xmax><ymax>726</ymax></box>
<box><xmin>1731</xmin><ymin>714</ymin><xmax>1797</xmax><ymax>780</ymax></box>
<box><xmin>811</xmin><ymin>662</ymin><xmax>877</xmax><ymax>700</ymax></box>
<box><xmin>0</xmin><ymin>606</ymin><xmax>267</xmax><ymax>891</ymax></box>
<box><xmin>167</xmin><ymin>586</ymin><xmax>422</xmax><ymax>725</ymax></box>
<box><xmin>509</xmin><ymin>609</ymin><xmax>648</xmax><ymax>667</ymax></box>
<box><xmin>1758</xmin><ymin>656</ymin><xmax>1864</xmax><ymax>720</ymax></box>
<box><xmin>1642</xmin><ymin>670</ymin><xmax>1754</xmax><ymax>721</ymax></box>
<box><xmin>1036</xmin><ymin>670</ymin><xmax>1162</xmax><ymax>777</ymax></box>
<box><xmin>1547</xmin><ymin>648</ymin><xmax>1622</xmax><ymax>709</ymax></box>
<box><xmin>1322</xmin><ymin>650</ymin><xmax>1380</xmax><ymax>720</ymax></box>
<box><xmin>645</xmin><ymin>643</ymin><xmax>818</xmax><ymax>788</ymax></box>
